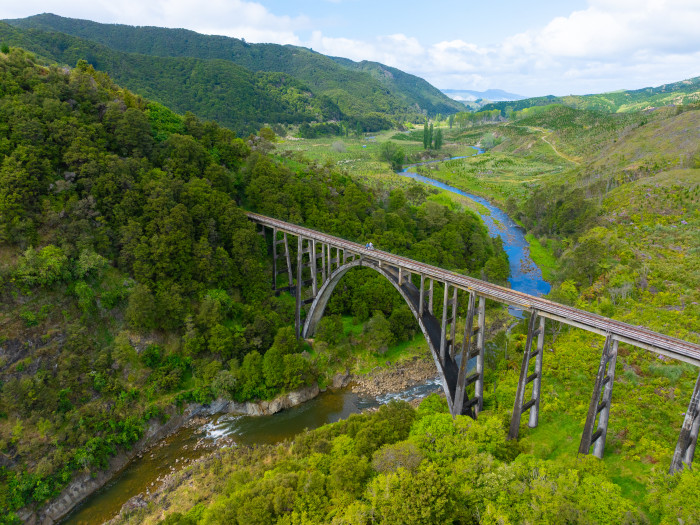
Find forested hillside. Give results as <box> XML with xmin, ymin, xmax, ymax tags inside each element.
<box><xmin>0</xmin><ymin>22</ymin><xmax>344</xmax><ymax>135</ymax></box>
<box><xmin>2</xmin><ymin>14</ymin><xmax>463</xmax><ymax>123</ymax></box>
<box><xmin>0</xmin><ymin>48</ymin><xmax>505</xmax><ymax>523</ymax></box>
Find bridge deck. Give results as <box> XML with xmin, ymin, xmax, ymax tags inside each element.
<box><xmin>247</xmin><ymin>212</ymin><xmax>700</xmax><ymax>366</ymax></box>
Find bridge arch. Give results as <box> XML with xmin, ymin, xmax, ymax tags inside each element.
<box><xmin>301</xmin><ymin>258</ymin><xmax>459</xmax><ymax>414</ymax></box>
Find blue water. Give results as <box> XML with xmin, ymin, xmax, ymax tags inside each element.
<box><xmin>400</xmin><ymin>150</ymin><xmax>550</xmax><ymax>313</ymax></box>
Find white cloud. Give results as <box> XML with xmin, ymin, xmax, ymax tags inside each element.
<box><xmin>4</xmin><ymin>0</ymin><xmax>309</xmax><ymax>45</ymax></box>
<box><xmin>4</xmin><ymin>0</ymin><xmax>700</xmax><ymax>95</ymax></box>
<box><xmin>305</xmin><ymin>0</ymin><xmax>700</xmax><ymax>95</ymax></box>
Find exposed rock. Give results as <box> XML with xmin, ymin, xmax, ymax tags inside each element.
<box><xmin>331</xmin><ymin>370</ymin><xmax>351</xmax><ymax>389</ymax></box>
<box><xmin>119</xmin><ymin>495</ymin><xmax>147</xmax><ymax>516</ymax></box>
<box><xmin>350</xmin><ymin>356</ymin><xmax>437</xmax><ymax>397</ymax></box>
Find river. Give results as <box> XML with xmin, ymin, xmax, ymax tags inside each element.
<box><xmin>61</xmin><ymin>149</ymin><xmax>550</xmax><ymax>524</ymax></box>
<box><xmin>400</xmin><ymin>149</ymin><xmax>551</xmax><ymax>305</ymax></box>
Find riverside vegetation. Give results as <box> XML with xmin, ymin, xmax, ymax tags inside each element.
<box><xmin>0</xmin><ymin>48</ymin><xmax>507</xmax><ymax>523</ymax></box>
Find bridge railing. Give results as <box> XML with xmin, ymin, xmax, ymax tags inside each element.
<box><xmin>247</xmin><ymin>212</ymin><xmax>700</xmax><ymax>473</ymax></box>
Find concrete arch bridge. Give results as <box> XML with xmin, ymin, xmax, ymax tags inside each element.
<box><xmin>247</xmin><ymin>212</ymin><xmax>700</xmax><ymax>474</ymax></box>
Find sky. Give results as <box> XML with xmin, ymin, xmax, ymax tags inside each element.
<box><xmin>4</xmin><ymin>0</ymin><xmax>700</xmax><ymax>97</ymax></box>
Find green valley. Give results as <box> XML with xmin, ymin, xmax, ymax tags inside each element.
<box><xmin>0</xmin><ymin>9</ymin><xmax>700</xmax><ymax>525</ymax></box>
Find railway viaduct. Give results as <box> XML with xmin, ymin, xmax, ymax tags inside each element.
<box><xmin>248</xmin><ymin>212</ymin><xmax>700</xmax><ymax>474</ymax></box>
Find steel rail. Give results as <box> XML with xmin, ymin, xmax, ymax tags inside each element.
<box><xmin>247</xmin><ymin>212</ymin><xmax>700</xmax><ymax>366</ymax></box>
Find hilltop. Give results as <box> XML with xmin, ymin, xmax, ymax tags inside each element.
<box><xmin>2</xmin><ymin>14</ymin><xmax>463</xmax><ymax>131</ymax></box>
<box><xmin>479</xmin><ymin>77</ymin><xmax>700</xmax><ymax>114</ymax></box>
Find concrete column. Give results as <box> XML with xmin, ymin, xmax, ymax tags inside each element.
<box><xmin>509</xmin><ymin>311</ymin><xmax>540</xmax><ymax>440</ymax></box>
<box><xmin>321</xmin><ymin>243</ymin><xmax>327</xmax><ymax>284</ymax></box>
<box><xmin>295</xmin><ymin>236</ymin><xmax>303</xmax><ymax>339</ymax></box>
<box><xmin>428</xmin><ymin>279</ymin><xmax>434</xmax><ymax>314</ymax></box>
<box><xmin>670</xmin><ymin>370</ymin><xmax>700</xmax><ymax>473</ymax></box>
<box><xmin>579</xmin><ymin>334</ymin><xmax>614</xmax><ymax>454</ymax></box>
<box><xmin>475</xmin><ymin>296</ymin><xmax>486</xmax><ymax>415</ymax></box>
<box><xmin>528</xmin><ymin>316</ymin><xmax>546</xmax><ymax>428</ymax></box>
<box><xmin>311</xmin><ymin>239</ymin><xmax>317</xmax><ymax>297</ymax></box>
<box><xmin>454</xmin><ymin>291</ymin><xmax>476</xmax><ymax>416</ymax></box>
<box><xmin>450</xmin><ymin>287</ymin><xmax>458</xmax><ymax>355</ymax></box>
<box><xmin>284</xmin><ymin>233</ymin><xmax>293</xmax><ymax>289</ymax></box>
<box><xmin>419</xmin><ymin>274</ymin><xmax>425</xmax><ymax>317</ymax></box>
<box><xmin>440</xmin><ymin>283</ymin><xmax>449</xmax><ymax>363</ymax></box>
<box><xmin>593</xmin><ymin>339</ymin><xmax>618</xmax><ymax>458</ymax></box>
<box><xmin>272</xmin><ymin>228</ymin><xmax>277</xmax><ymax>290</ymax></box>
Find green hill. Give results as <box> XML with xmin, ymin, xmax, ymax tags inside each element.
<box><xmin>0</xmin><ymin>22</ymin><xmax>345</xmax><ymax>135</ymax></box>
<box><xmin>3</xmin><ymin>13</ymin><xmax>463</xmax><ymax>119</ymax></box>
<box><xmin>480</xmin><ymin>77</ymin><xmax>700</xmax><ymax>114</ymax></box>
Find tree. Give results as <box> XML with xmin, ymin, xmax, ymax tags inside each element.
<box><xmin>364</xmin><ymin>311</ymin><xmax>393</xmax><ymax>354</ymax></box>
<box><xmin>388</xmin><ymin>305</ymin><xmax>417</xmax><ymax>342</ymax></box>
<box><xmin>270</xmin><ymin>326</ymin><xmax>301</xmax><ymax>355</ymax></box>
<box><xmin>434</xmin><ymin>128</ymin><xmax>443</xmax><ymax>150</ymax></box>
<box><xmin>423</xmin><ymin>122</ymin><xmax>429</xmax><ymax>149</ymax></box>
<box><xmin>428</xmin><ymin>123</ymin><xmax>434</xmax><ymax>149</ymax></box>
<box><xmin>282</xmin><ymin>353</ymin><xmax>311</xmax><ymax>389</ymax></box>
<box><xmin>15</xmin><ymin>245</ymin><xmax>70</xmax><ymax>287</ymax></box>
<box><xmin>125</xmin><ymin>284</ymin><xmax>157</xmax><ymax>331</ymax></box>
<box><xmin>315</xmin><ymin>315</ymin><xmax>344</xmax><ymax>346</ymax></box>
<box><xmin>237</xmin><ymin>351</ymin><xmax>265</xmax><ymax>401</ymax></box>
<box><xmin>208</xmin><ymin>324</ymin><xmax>234</xmax><ymax>357</ymax></box>
<box><xmin>368</xmin><ymin>464</ymin><xmax>456</xmax><ymax>525</ymax></box>
<box><xmin>378</xmin><ymin>141</ymin><xmax>405</xmax><ymax>171</ymax></box>
<box><xmin>448</xmin><ymin>114</ymin><xmax>454</xmax><ymax>129</ymax></box>
<box><xmin>263</xmin><ymin>345</ymin><xmax>285</xmax><ymax>391</ymax></box>
<box><xmin>258</xmin><ymin>126</ymin><xmax>276</xmax><ymax>142</ymax></box>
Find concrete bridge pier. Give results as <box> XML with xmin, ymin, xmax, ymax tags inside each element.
<box><xmin>579</xmin><ymin>334</ymin><xmax>618</xmax><ymax>458</ymax></box>
<box><xmin>509</xmin><ymin>312</ymin><xmax>545</xmax><ymax>440</ymax></box>
<box><xmin>453</xmin><ymin>292</ymin><xmax>487</xmax><ymax>418</ymax></box>
<box><xmin>271</xmin><ymin>230</ymin><xmax>294</xmax><ymax>292</ymax></box>
<box><xmin>670</xmin><ymin>371</ymin><xmax>700</xmax><ymax>473</ymax></box>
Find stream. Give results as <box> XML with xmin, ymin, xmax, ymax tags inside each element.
<box><xmin>62</xmin><ymin>148</ymin><xmax>550</xmax><ymax>524</ymax></box>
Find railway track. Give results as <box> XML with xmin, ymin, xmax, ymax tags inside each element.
<box><xmin>247</xmin><ymin>212</ymin><xmax>700</xmax><ymax>366</ymax></box>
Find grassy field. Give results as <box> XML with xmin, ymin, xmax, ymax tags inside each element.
<box><xmin>525</xmin><ymin>234</ymin><xmax>559</xmax><ymax>281</ymax></box>
<box><xmin>276</xmin><ymin>124</ymin><xmax>572</xmax><ymax>210</ymax></box>
<box><xmin>276</xmin><ymin>129</ymin><xmax>498</xmax><ymax>216</ymax></box>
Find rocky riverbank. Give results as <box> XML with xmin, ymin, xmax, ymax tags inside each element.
<box><xmin>349</xmin><ymin>355</ymin><xmax>439</xmax><ymax>398</ymax></box>
<box><xmin>20</xmin><ymin>384</ymin><xmax>320</xmax><ymax>525</ymax></box>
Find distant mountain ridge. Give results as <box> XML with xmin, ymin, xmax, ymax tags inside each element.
<box><xmin>478</xmin><ymin>77</ymin><xmax>700</xmax><ymax>113</ymax></box>
<box><xmin>441</xmin><ymin>88</ymin><xmax>526</xmax><ymax>102</ymax></box>
<box><xmin>3</xmin><ymin>13</ymin><xmax>464</xmax><ymax>125</ymax></box>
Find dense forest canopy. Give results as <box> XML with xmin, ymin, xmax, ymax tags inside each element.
<box><xmin>0</xmin><ymin>48</ymin><xmax>505</xmax><ymax>522</ymax></box>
